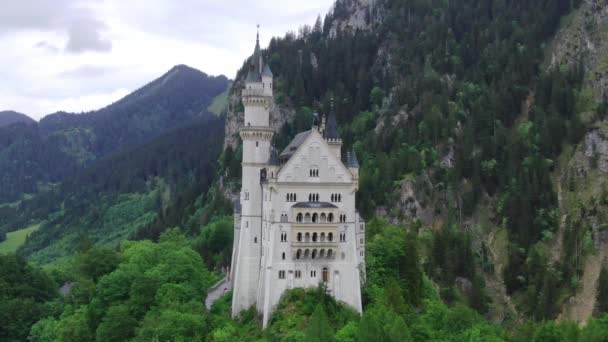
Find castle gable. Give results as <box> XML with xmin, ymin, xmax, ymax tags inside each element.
<box><xmin>277</xmin><ymin>130</ymin><xmax>351</xmax><ymax>183</ymax></box>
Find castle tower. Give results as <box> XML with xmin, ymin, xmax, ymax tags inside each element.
<box><xmin>231</xmin><ymin>29</ymin><xmax>364</xmax><ymax>328</ymax></box>
<box><xmin>231</xmin><ymin>29</ymin><xmax>274</xmax><ymax>316</ymax></box>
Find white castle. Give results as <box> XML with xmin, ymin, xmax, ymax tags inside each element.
<box><xmin>230</xmin><ymin>32</ymin><xmax>366</xmax><ymax>328</ymax></box>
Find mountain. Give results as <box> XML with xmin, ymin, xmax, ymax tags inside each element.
<box><xmin>8</xmin><ymin>115</ymin><xmax>226</xmax><ymax>263</ymax></box>
<box><xmin>4</xmin><ymin>0</ymin><xmax>608</xmax><ymax>340</ymax></box>
<box><xmin>0</xmin><ymin>111</ymin><xmax>35</xmax><ymax>127</ymax></box>
<box><xmin>0</xmin><ymin>65</ymin><xmax>229</xmax><ymax>203</ymax></box>
<box><xmin>219</xmin><ymin>0</ymin><xmax>608</xmax><ymax>324</ymax></box>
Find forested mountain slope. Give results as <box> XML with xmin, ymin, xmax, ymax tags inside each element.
<box><xmin>220</xmin><ymin>0</ymin><xmax>608</xmax><ymax>323</ymax></box>
<box><xmin>3</xmin><ymin>0</ymin><xmax>608</xmax><ymax>340</ymax></box>
<box><xmin>1</xmin><ymin>115</ymin><xmax>226</xmax><ymax>263</ymax></box>
<box><xmin>0</xmin><ymin>111</ymin><xmax>35</xmax><ymax>127</ymax></box>
<box><xmin>0</xmin><ymin>65</ymin><xmax>229</xmax><ymax>203</ymax></box>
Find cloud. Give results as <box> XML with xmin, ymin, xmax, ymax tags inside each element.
<box><xmin>57</xmin><ymin>65</ymin><xmax>118</xmax><ymax>78</ymax></box>
<box><xmin>35</xmin><ymin>41</ymin><xmax>60</xmax><ymax>53</ymax></box>
<box><xmin>0</xmin><ymin>0</ymin><xmax>334</xmax><ymax>119</ymax></box>
<box><xmin>0</xmin><ymin>0</ymin><xmax>112</xmax><ymax>54</ymax></box>
<box><xmin>65</xmin><ymin>18</ymin><xmax>112</xmax><ymax>53</ymax></box>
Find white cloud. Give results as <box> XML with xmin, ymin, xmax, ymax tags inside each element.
<box><xmin>0</xmin><ymin>0</ymin><xmax>333</xmax><ymax>120</ymax></box>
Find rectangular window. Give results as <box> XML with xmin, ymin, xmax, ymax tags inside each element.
<box><xmin>295</xmin><ymin>270</ymin><xmax>301</xmax><ymax>278</ymax></box>
<box><xmin>279</xmin><ymin>270</ymin><xmax>285</xmax><ymax>279</ymax></box>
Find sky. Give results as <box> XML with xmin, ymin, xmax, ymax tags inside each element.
<box><xmin>0</xmin><ymin>0</ymin><xmax>333</xmax><ymax>120</ymax></box>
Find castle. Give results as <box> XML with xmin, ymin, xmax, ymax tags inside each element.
<box><xmin>230</xmin><ymin>32</ymin><xmax>365</xmax><ymax>328</ymax></box>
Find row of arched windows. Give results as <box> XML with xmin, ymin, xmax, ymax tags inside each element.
<box><xmin>296</xmin><ymin>212</ymin><xmax>335</xmax><ymax>223</ymax></box>
<box><xmin>308</xmin><ymin>193</ymin><xmax>319</xmax><ymax>202</ymax></box>
<box><xmin>295</xmin><ymin>248</ymin><xmax>334</xmax><ymax>259</ymax></box>
<box><xmin>286</xmin><ymin>193</ymin><xmax>297</xmax><ymax>202</ymax></box>
<box><xmin>309</xmin><ymin>168</ymin><xmax>319</xmax><ymax>177</ymax></box>
<box><xmin>296</xmin><ymin>232</ymin><xmax>334</xmax><ymax>242</ymax></box>
<box><xmin>331</xmin><ymin>193</ymin><xmax>342</xmax><ymax>202</ymax></box>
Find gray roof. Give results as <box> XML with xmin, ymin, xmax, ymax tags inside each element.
<box><xmin>280</xmin><ymin>130</ymin><xmax>311</xmax><ymax>159</ymax></box>
<box><xmin>324</xmin><ymin>109</ymin><xmax>340</xmax><ymax>140</ymax></box>
<box><xmin>292</xmin><ymin>202</ymin><xmax>337</xmax><ymax>209</ymax></box>
<box><xmin>268</xmin><ymin>146</ymin><xmax>279</xmax><ymax>165</ymax></box>
<box><xmin>346</xmin><ymin>149</ymin><xmax>359</xmax><ymax>168</ymax></box>
<box><xmin>263</xmin><ymin>63</ymin><xmax>273</xmax><ymax>77</ymax></box>
<box><xmin>245</xmin><ymin>32</ymin><xmax>264</xmax><ymax>83</ymax></box>
<box><xmin>246</xmin><ymin>69</ymin><xmax>262</xmax><ymax>82</ymax></box>
<box><xmin>233</xmin><ymin>199</ymin><xmax>241</xmax><ymax>213</ymax></box>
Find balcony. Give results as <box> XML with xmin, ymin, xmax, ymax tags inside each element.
<box><xmin>291</xmin><ymin>241</ymin><xmax>338</xmax><ymax>248</ymax></box>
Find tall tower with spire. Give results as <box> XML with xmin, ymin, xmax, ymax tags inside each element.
<box><xmin>230</xmin><ymin>29</ymin><xmax>364</xmax><ymax>328</ymax></box>
<box><xmin>231</xmin><ymin>29</ymin><xmax>274</xmax><ymax>315</ymax></box>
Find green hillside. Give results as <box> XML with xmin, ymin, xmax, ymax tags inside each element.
<box><xmin>0</xmin><ymin>224</ymin><xmax>39</xmax><ymax>254</ymax></box>
<box><xmin>3</xmin><ymin>0</ymin><xmax>608</xmax><ymax>340</ymax></box>
<box><xmin>0</xmin><ymin>66</ymin><xmax>229</xmax><ymax>204</ymax></box>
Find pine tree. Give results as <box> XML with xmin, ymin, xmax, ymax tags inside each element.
<box><xmin>304</xmin><ymin>304</ymin><xmax>333</xmax><ymax>342</ymax></box>
<box><xmin>596</xmin><ymin>266</ymin><xmax>608</xmax><ymax>315</ymax></box>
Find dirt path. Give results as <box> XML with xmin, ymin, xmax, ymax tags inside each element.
<box><xmin>550</xmin><ymin>179</ymin><xmax>568</xmax><ymax>263</ymax></box>
<box><xmin>558</xmin><ymin>247</ymin><xmax>606</xmax><ymax>324</ymax></box>
<box><xmin>485</xmin><ymin>228</ymin><xmax>519</xmax><ymax>323</ymax></box>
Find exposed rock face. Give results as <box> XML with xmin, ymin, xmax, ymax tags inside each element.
<box><xmin>328</xmin><ymin>0</ymin><xmax>383</xmax><ymax>38</ymax></box>
<box><xmin>549</xmin><ymin>0</ymin><xmax>608</xmax><ymax>98</ymax></box>
<box><xmin>584</xmin><ymin>128</ymin><xmax>608</xmax><ymax>173</ymax></box>
<box><xmin>223</xmin><ymin>80</ymin><xmax>296</xmax><ymax>150</ymax></box>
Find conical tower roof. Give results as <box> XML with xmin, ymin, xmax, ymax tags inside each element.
<box><xmin>323</xmin><ymin>99</ymin><xmax>340</xmax><ymax>140</ymax></box>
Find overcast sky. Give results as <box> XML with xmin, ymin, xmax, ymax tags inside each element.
<box><xmin>0</xmin><ymin>0</ymin><xmax>333</xmax><ymax>120</ymax></box>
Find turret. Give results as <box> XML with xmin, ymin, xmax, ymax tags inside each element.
<box><xmin>324</xmin><ymin>99</ymin><xmax>342</xmax><ymax>158</ymax></box>
<box><xmin>346</xmin><ymin>149</ymin><xmax>359</xmax><ymax>180</ymax></box>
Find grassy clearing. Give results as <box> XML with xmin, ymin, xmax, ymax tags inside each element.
<box><xmin>207</xmin><ymin>88</ymin><xmax>229</xmax><ymax>115</ymax></box>
<box><xmin>0</xmin><ymin>224</ymin><xmax>40</xmax><ymax>254</ymax></box>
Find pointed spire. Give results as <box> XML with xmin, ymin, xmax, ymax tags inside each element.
<box><xmin>324</xmin><ymin>97</ymin><xmax>340</xmax><ymax>140</ymax></box>
<box><xmin>246</xmin><ymin>27</ymin><xmax>263</xmax><ymax>82</ymax></box>
<box><xmin>347</xmin><ymin>149</ymin><xmax>359</xmax><ymax>168</ymax></box>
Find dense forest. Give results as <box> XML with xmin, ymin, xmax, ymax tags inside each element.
<box><xmin>2</xmin><ymin>0</ymin><xmax>608</xmax><ymax>340</ymax></box>
<box><xmin>2</xmin><ymin>219</ymin><xmax>608</xmax><ymax>341</ymax></box>
<box><xmin>221</xmin><ymin>0</ymin><xmax>608</xmax><ymax>323</ymax></box>
<box><xmin>0</xmin><ymin>66</ymin><xmax>228</xmax><ymax>203</ymax></box>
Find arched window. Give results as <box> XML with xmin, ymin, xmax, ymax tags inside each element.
<box><xmin>328</xmin><ymin>232</ymin><xmax>333</xmax><ymax>242</ymax></box>
<box><xmin>304</xmin><ymin>249</ymin><xmax>310</xmax><ymax>258</ymax></box>
<box><xmin>254</xmin><ymin>237</ymin><xmax>257</xmax><ymax>243</ymax></box>
<box><xmin>320</xmin><ymin>233</ymin><xmax>326</xmax><ymax>242</ymax></box>
<box><xmin>312</xmin><ymin>213</ymin><xmax>318</xmax><ymax>223</ymax></box>
<box><xmin>282</xmin><ymin>252</ymin><xmax>285</xmax><ymax>260</ymax></box>
<box><xmin>327</xmin><ymin>249</ymin><xmax>333</xmax><ymax>258</ymax></box>
<box><xmin>305</xmin><ymin>233</ymin><xmax>310</xmax><ymax>242</ymax></box>
<box><xmin>328</xmin><ymin>213</ymin><xmax>334</xmax><ymax>222</ymax></box>
<box><xmin>297</xmin><ymin>232</ymin><xmax>302</xmax><ymax>242</ymax></box>
<box><xmin>296</xmin><ymin>249</ymin><xmax>301</xmax><ymax>259</ymax></box>
<box><xmin>338</xmin><ymin>194</ymin><xmax>341</xmax><ymax>202</ymax></box>
<box><xmin>312</xmin><ymin>249</ymin><xmax>317</xmax><ymax>259</ymax></box>
<box><xmin>286</xmin><ymin>194</ymin><xmax>289</xmax><ymax>201</ymax></box>
<box><xmin>305</xmin><ymin>213</ymin><xmax>311</xmax><ymax>223</ymax></box>
<box><xmin>319</xmin><ymin>249</ymin><xmax>325</xmax><ymax>258</ymax></box>
<box><xmin>297</xmin><ymin>213</ymin><xmax>303</xmax><ymax>222</ymax></box>
<box><xmin>312</xmin><ymin>232</ymin><xmax>318</xmax><ymax>242</ymax></box>
<box><xmin>320</xmin><ymin>213</ymin><xmax>326</xmax><ymax>223</ymax></box>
